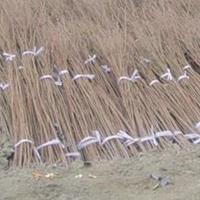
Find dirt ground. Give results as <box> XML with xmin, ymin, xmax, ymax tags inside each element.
<box><xmin>1</xmin><ymin>146</ymin><xmax>200</xmax><ymax>200</ymax></box>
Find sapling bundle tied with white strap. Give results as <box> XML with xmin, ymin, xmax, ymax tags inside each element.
<box><xmin>0</xmin><ymin>0</ymin><xmax>200</xmax><ymax>167</ymax></box>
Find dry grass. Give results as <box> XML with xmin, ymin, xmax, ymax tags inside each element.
<box><xmin>1</xmin><ymin>0</ymin><xmax>200</xmax><ymax>167</ymax></box>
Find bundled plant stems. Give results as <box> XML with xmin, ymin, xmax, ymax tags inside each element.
<box><xmin>0</xmin><ymin>0</ymin><xmax>200</xmax><ymax>167</ymax></box>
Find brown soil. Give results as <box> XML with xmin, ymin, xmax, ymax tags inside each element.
<box><xmin>1</xmin><ymin>146</ymin><xmax>200</xmax><ymax>200</ymax></box>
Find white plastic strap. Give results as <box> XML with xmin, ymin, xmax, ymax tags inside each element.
<box><xmin>36</xmin><ymin>138</ymin><xmax>65</xmax><ymax>150</ymax></box>
<box><xmin>117</xmin><ymin>130</ymin><xmax>134</xmax><ymax>141</ymax></box>
<box><xmin>35</xmin><ymin>47</ymin><xmax>44</xmax><ymax>56</ymax></box>
<box><xmin>3</xmin><ymin>52</ymin><xmax>16</xmax><ymax>61</ymax></box>
<box><xmin>117</xmin><ymin>76</ymin><xmax>132</xmax><ymax>83</ymax></box>
<box><xmin>155</xmin><ymin>131</ymin><xmax>174</xmax><ymax>137</ymax></box>
<box><xmin>15</xmin><ymin>139</ymin><xmax>33</xmax><ymax>148</ymax></box>
<box><xmin>195</xmin><ymin>121</ymin><xmax>200</xmax><ymax>129</ymax></box>
<box><xmin>177</xmin><ymin>71</ymin><xmax>189</xmax><ymax>82</ymax></box>
<box><xmin>124</xmin><ymin>138</ymin><xmax>140</xmax><ymax>147</ymax></box>
<box><xmin>66</xmin><ymin>152</ymin><xmax>81</xmax><ymax>158</ymax></box>
<box><xmin>160</xmin><ymin>68</ymin><xmax>173</xmax><ymax>81</ymax></box>
<box><xmin>193</xmin><ymin>138</ymin><xmax>200</xmax><ymax>144</ymax></box>
<box><xmin>131</xmin><ymin>69</ymin><xmax>140</xmax><ymax>79</ymax></box>
<box><xmin>59</xmin><ymin>69</ymin><xmax>69</xmax><ymax>76</ymax></box>
<box><xmin>149</xmin><ymin>79</ymin><xmax>160</xmax><ymax>86</ymax></box>
<box><xmin>15</xmin><ymin>139</ymin><xmax>41</xmax><ymax>161</ymax></box>
<box><xmin>101</xmin><ymin>65</ymin><xmax>111</xmax><ymax>73</ymax></box>
<box><xmin>33</xmin><ymin>148</ymin><xmax>42</xmax><ymax>161</ymax></box>
<box><xmin>72</xmin><ymin>74</ymin><xmax>95</xmax><ymax>81</ymax></box>
<box><xmin>84</xmin><ymin>54</ymin><xmax>96</xmax><ymax>64</ymax></box>
<box><xmin>22</xmin><ymin>46</ymin><xmax>44</xmax><ymax>56</ymax></box>
<box><xmin>118</xmin><ymin>70</ymin><xmax>141</xmax><ymax>84</ymax></box>
<box><xmin>151</xmin><ymin>129</ymin><xmax>158</xmax><ymax>146</ymax></box>
<box><xmin>184</xmin><ymin>133</ymin><xmax>200</xmax><ymax>140</ymax></box>
<box><xmin>101</xmin><ymin>135</ymin><xmax>124</xmax><ymax>145</ymax></box>
<box><xmin>140</xmin><ymin>136</ymin><xmax>154</xmax><ymax>143</ymax></box>
<box><xmin>0</xmin><ymin>83</ymin><xmax>10</xmax><ymax>90</ymax></box>
<box><xmin>92</xmin><ymin>130</ymin><xmax>101</xmax><ymax>144</ymax></box>
<box><xmin>183</xmin><ymin>65</ymin><xmax>192</xmax><ymax>70</ymax></box>
<box><xmin>78</xmin><ymin>138</ymin><xmax>99</xmax><ymax>150</ymax></box>
<box><xmin>77</xmin><ymin>136</ymin><xmax>96</xmax><ymax>149</ymax></box>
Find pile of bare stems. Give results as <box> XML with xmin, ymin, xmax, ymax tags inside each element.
<box><xmin>0</xmin><ymin>0</ymin><xmax>200</xmax><ymax>167</ymax></box>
